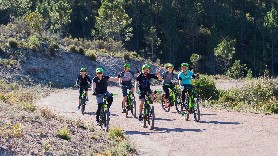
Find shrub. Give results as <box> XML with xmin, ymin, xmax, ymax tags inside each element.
<box><xmin>85</xmin><ymin>49</ymin><xmax>97</xmax><ymax>61</ymax></box>
<box><xmin>246</xmin><ymin>68</ymin><xmax>253</xmax><ymax>79</ymax></box>
<box><xmin>217</xmin><ymin>78</ymin><xmax>278</xmax><ymax>113</ymax></box>
<box><xmin>108</xmin><ymin>127</ymin><xmax>124</xmax><ymax>141</ymax></box>
<box><xmin>192</xmin><ymin>75</ymin><xmax>219</xmax><ymax>100</ymax></box>
<box><xmin>226</xmin><ymin>60</ymin><xmax>247</xmax><ymax>79</ymax></box>
<box><xmin>69</xmin><ymin>45</ymin><xmax>78</xmax><ymax>53</ymax></box>
<box><xmin>49</xmin><ymin>46</ymin><xmax>56</xmax><ymax>56</ymax></box>
<box><xmin>57</xmin><ymin>127</ymin><xmax>71</xmax><ymax>140</ymax></box>
<box><xmin>123</xmin><ymin>53</ymin><xmax>130</xmax><ymax>61</ymax></box>
<box><xmin>8</xmin><ymin>38</ymin><xmax>18</xmax><ymax>48</ymax></box>
<box><xmin>27</xmin><ymin>35</ymin><xmax>41</xmax><ymax>52</ymax></box>
<box><xmin>78</xmin><ymin>47</ymin><xmax>85</xmax><ymax>55</ymax></box>
<box><xmin>0</xmin><ymin>47</ymin><xmax>3</xmax><ymax>53</ymax></box>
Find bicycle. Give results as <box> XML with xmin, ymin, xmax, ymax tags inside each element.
<box><xmin>95</xmin><ymin>93</ymin><xmax>116</xmax><ymax>132</ymax></box>
<box><xmin>177</xmin><ymin>85</ymin><xmax>201</xmax><ymax>122</ymax></box>
<box><xmin>156</xmin><ymin>84</ymin><xmax>182</xmax><ymax>112</ymax></box>
<box><xmin>122</xmin><ymin>85</ymin><xmax>136</xmax><ymax>118</ymax></box>
<box><xmin>79</xmin><ymin>86</ymin><xmax>87</xmax><ymax>115</ymax></box>
<box><xmin>138</xmin><ymin>90</ymin><xmax>155</xmax><ymax>130</ymax></box>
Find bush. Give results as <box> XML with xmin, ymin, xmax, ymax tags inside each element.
<box><xmin>85</xmin><ymin>49</ymin><xmax>97</xmax><ymax>61</ymax></box>
<box><xmin>49</xmin><ymin>46</ymin><xmax>56</xmax><ymax>56</ymax></box>
<box><xmin>108</xmin><ymin>127</ymin><xmax>124</xmax><ymax>141</ymax></box>
<box><xmin>217</xmin><ymin>78</ymin><xmax>278</xmax><ymax>113</ymax></box>
<box><xmin>226</xmin><ymin>60</ymin><xmax>247</xmax><ymax>79</ymax></box>
<box><xmin>78</xmin><ymin>47</ymin><xmax>85</xmax><ymax>55</ymax></box>
<box><xmin>123</xmin><ymin>53</ymin><xmax>131</xmax><ymax>61</ymax></box>
<box><xmin>192</xmin><ymin>75</ymin><xmax>219</xmax><ymax>100</ymax></box>
<box><xmin>57</xmin><ymin>127</ymin><xmax>71</xmax><ymax>140</ymax></box>
<box><xmin>69</xmin><ymin>45</ymin><xmax>78</xmax><ymax>53</ymax></box>
<box><xmin>27</xmin><ymin>35</ymin><xmax>41</xmax><ymax>52</ymax></box>
<box><xmin>8</xmin><ymin>38</ymin><xmax>18</xmax><ymax>48</ymax></box>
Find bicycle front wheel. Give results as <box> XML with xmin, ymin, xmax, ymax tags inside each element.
<box><xmin>81</xmin><ymin>97</ymin><xmax>86</xmax><ymax>115</ymax></box>
<box><xmin>175</xmin><ymin>94</ymin><xmax>182</xmax><ymax>114</ymax></box>
<box><xmin>131</xmin><ymin>100</ymin><xmax>136</xmax><ymax>118</ymax></box>
<box><xmin>194</xmin><ymin>99</ymin><xmax>200</xmax><ymax>122</ymax></box>
<box><xmin>104</xmin><ymin>108</ymin><xmax>110</xmax><ymax>132</ymax></box>
<box><xmin>149</xmin><ymin>106</ymin><xmax>155</xmax><ymax>130</ymax></box>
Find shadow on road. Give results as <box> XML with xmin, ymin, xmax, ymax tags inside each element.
<box><xmin>125</xmin><ymin>127</ymin><xmax>204</xmax><ymax>135</ymax></box>
<box><xmin>199</xmin><ymin>120</ymin><xmax>240</xmax><ymax>125</ymax></box>
<box><xmin>83</xmin><ymin>112</ymin><xmax>119</xmax><ymax>117</ymax></box>
<box><xmin>201</xmin><ymin>113</ymin><xmax>217</xmax><ymax>116</ymax></box>
<box><xmin>155</xmin><ymin>117</ymin><xmax>176</xmax><ymax>121</ymax></box>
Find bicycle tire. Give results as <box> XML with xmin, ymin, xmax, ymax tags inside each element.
<box><xmin>194</xmin><ymin>98</ymin><xmax>200</xmax><ymax>122</ymax></box>
<box><xmin>143</xmin><ymin>105</ymin><xmax>148</xmax><ymax>128</ymax></box>
<box><xmin>131</xmin><ymin>100</ymin><xmax>136</xmax><ymax>118</ymax></box>
<box><xmin>149</xmin><ymin>106</ymin><xmax>155</xmax><ymax>130</ymax></box>
<box><xmin>81</xmin><ymin>97</ymin><xmax>86</xmax><ymax>115</ymax></box>
<box><xmin>104</xmin><ymin>108</ymin><xmax>110</xmax><ymax>132</ymax></box>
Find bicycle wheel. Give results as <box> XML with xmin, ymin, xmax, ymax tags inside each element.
<box><xmin>131</xmin><ymin>100</ymin><xmax>136</xmax><ymax>118</ymax></box>
<box><xmin>81</xmin><ymin>97</ymin><xmax>86</xmax><ymax>114</ymax></box>
<box><xmin>161</xmin><ymin>94</ymin><xmax>170</xmax><ymax>112</ymax></box>
<box><xmin>104</xmin><ymin>108</ymin><xmax>110</xmax><ymax>132</ymax></box>
<box><xmin>184</xmin><ymin>97</ymin><xmax>190</xmax><ymax>121</ymax></box>
<box><xmin>194</xmin><ymin>98</ymin><xmax>200</xmax><ymax>122</ymax></box>
<box><xmin>149</xmin><ymin>106</ymin><xmax>155</xmax><ymax>130</ymax></box>
<box><xmin>175</xmin><ymin>94</ymin><xmax>182</xmax><ymax>114</ymax></box>
<box><xmin>125</xmin><ymin>101</ymin><xmax>129</xmax><ymax>118</ymax></box>
<box><xmin>143</xmin><ymin>105</ymin><xmax>148</xmax><ymax>128</ymax></box>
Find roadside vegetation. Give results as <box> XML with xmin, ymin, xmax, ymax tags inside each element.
<box><xmin>0</xmin><ymin>81</ymin><xmax>135</xmax><ymax>155</ymax></box>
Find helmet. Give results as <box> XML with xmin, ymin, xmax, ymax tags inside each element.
<box><xmin>181</xmin><ymin>63</ymin><xmax>189</xmax><ymax>67</ymax></box>
<box><xmin>80</xmin><ymin>67</ymin><xmax>86</xmax><ymax>72</ymax></box>
<box><xmin>123</xmin><ymin>63</ymin><xmax>130</xmax><ymax>68</ymax></box>
<box><xmin>166</xmin><ymin>63</ymin><xmax>174</xmax><ymax>69</ymax></box>
<box><xmin>96</xmin><ymin>68</ymin><xmax>103</xmax><ymax>73</ymax></box>
<box><xmin>142</xmin><ymin>64</ymin><xmax>150</xmax><ymax>70</ymax></box>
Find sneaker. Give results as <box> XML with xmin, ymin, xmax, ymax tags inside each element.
<box><xmin>122</xmin><ymin>108</ymin><xmax>126</xmax><ymax>113</ymax></box>
<box><xmin>95</xmin><ymin>121</ymin><xmax>100</xmax><ymax>126</ymax></box>
<box><xmin>77</xmin><ymin>105</ymin><xmax>81</xmax><ymax>110</ymax></box>
<box><xmin>86</xmin><ymin>97</ymin><xmax>89</xmax><ymax>101</ymax></box>
<box><xmin>138</xmin><ymin>114</ymin><xmax>143</xmax><ymax>121</ymax></box>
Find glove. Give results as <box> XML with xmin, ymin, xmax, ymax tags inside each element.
<box><xmin>92</xmin><ymin>92</ymin><xmax>97</xmax><ymax>95</ymax></box>
<box><xmin>180</xmin><ymin>86</ymin><xmax>184</xmax><ymax>91</ymax></box>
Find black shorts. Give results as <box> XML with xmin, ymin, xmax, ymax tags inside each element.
<box><xmin>121</xmin><ymin>84</ymin><xmax>133</xmax><ymax>97</ymax></box>
<box><xmin>79</xmin><ymin>85</ymin><xmax>89</xmax><ymax>98</ymax></box>
<box><xmin>139</xmin><ymin>89</ymin><xmax>152</xmax><ymax>99</ymax></box>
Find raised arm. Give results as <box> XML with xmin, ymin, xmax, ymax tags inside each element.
<box><xmin>108</xmin><ymin>77</ymin><xmax>119</xmax><ymax>82</ymax></box>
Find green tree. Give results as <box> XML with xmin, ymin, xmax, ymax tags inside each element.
<box><xmin>94</xmin><ymin>0</ymin><xmax>133</xmax><ymax>42</ymax></box>
<box><xmin>145</xmin><ymin>26</ymin><xmax>161</xmax><ymax>61</ymax></box>
<box><xmin>24</xmin><ymin>12</ymin><xmax>45</xmax><ymax>34</ymax></box>
<box><xmin>214</xmin><ymin>38</ymin><xmax>236</xmax><ymax>72</ymax></box>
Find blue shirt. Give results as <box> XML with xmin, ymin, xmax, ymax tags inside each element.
<box><xmin>178</xmin><ymin>70</ymin><xmax>194</xmax><ymax>85</ymax></box>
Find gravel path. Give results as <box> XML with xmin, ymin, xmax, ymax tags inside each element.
<box><xmin>36</xmin><ymin>86</ymin><xmax>278</xmax><ymax>156</ymax></box>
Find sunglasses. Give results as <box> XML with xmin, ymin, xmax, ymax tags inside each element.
<box><xmin>97</xmin><ymin>72</ymin><xmax>103</xmax><ymax>74</ymax></box>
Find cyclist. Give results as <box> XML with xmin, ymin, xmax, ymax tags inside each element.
<box><xmin>135</xmin><ymin>64</ymin><xmax>161</xmax><ymax>121</ymax></box>
<box><xmin>92</xmin><ymin>68</ymin><xmax>118</xmax><ymax>125</ymax></box>
<box><xmin>76</xmin><ymin>67</ymin><xmax>91</xmax><ymax>110</ymax></box>
<box><xmin>178</xmin><ymin>63</ymin><xmax>199</xmax><ymax>107</ymax></box>
<box><xmin>118</xmin><ymin>63</ymin><xmax>138</xmax><ymax>113</ymax></box>
<box><xmin>161</xmin><ymin>63</ymin><xmax>178</xmax><ymax>108</ymax></box>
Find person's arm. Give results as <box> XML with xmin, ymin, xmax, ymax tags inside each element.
<box><xmin>92</xmin><ymin>82</ymin><xmax>96</xmax><ymax>93</ymax></box>
<box><xmin>87</xmin><ymin>75</ymin><xmax>92</xmax><ymax>86</ymax></box>
<box><xmin>108</xmin><ymin>76</ymin><xmax>119</xmax><ymax>82</ymax></box>
<box><xmin>118</xmin><ymin>73</ymin><xmax>122</xmax><ymax>86</ymax></box>
<box><xmin>178</xmin><ymin>73</ymin><xmax>182</xmax><ymax>86</ymax></box>
<box><xmin>76</xmin><ymin>75</ymin><xmax>80</xmax><ymax>86</ymax></box>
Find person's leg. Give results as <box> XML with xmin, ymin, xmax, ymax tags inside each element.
<box><xmin>122</xmin><ymin>87</ymin><xmax>128</xmax><ymax>112</ymax></box>
<box><xmin>96</xmin><ymin>103</ymin><xmax>102</xmax><ymax>123</ymax></box>
<box><xmin>138</xmin><ymin>92</ymin><xmax>145</xmax><ymax>121</ymax></box>
<box><xmin>85</xmin><ymin>85</ymin><xmax>89</xmax><ymax>101</ymax></box>
<box><xmin>163</xmin><ymin>85</ymin><xmax>170</xmax><ymax>106</ymax></box>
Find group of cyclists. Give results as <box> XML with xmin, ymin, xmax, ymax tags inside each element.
<box><xmin>76</xmin><ymin>63</ymin><xmax>199</xmax><ymax>126</ymax></box>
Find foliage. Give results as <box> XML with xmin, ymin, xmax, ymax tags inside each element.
<box><xmin>24</xmin><ymin>12</ymin><xmax>45</xmax><ymax>33</ymax></box>
<box><xmin>123</xmin><ymin>53</ymin><xmax>130</xmax><ymax>61</ymax></box>
<box><xmin>57</xmin><ymin>127</ymin><xmax>71</xmax><ymax>140</ymax></box>
<box><xmin>85</xmin><ymin>49</ymin><xmax>97</xmax><ymax>61</ymax></box>
<box><xmin>191</xmin><ymin>75</ymin><xmax>219</xmax><ymax>100</ymax></box>
<box><xmin>226</xmin><ymin>60</ymin><xmax>247</xmax><ymax>79</ymax></box>
<box><xmin>217</xmin><ymin>78</ymin><xmax>278</xmax><ymax>114</ymax></box>
<box><xmin>27</xmin><ymin>35</ymin><xmax>41</xmax><ymax>52</ymax></box>
<box><xmin>8</xmin><ymin>38</ymin><xmax>18</xmax><ymax>48</ymax></box>
<box><xmin>78</xmin><ymin>47</ymin><xmax>85</xmax><ymax>55</ymax></box>
<box><xmin>94</xmin><ymin>0</ymin><xmax>133</xmax><ymax>42</ymax></box>
<box><xmin>108</xmin><ymin>127</ymin><xmax>124</xmax><ymax>141</ymax></box>
<box><xmin>214</xmin><ymin>38</ymin><xmax>236</xmax><ymax>72</ymax></box>
<box><xmin>69</xmin><ymin>45</ymin><xmax>78</xmax><ymax>53</ymax></box>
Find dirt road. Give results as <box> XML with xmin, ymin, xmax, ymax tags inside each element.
<box><xmin>36</xmin><ymin>87</ymin><xmax>278</xmax><ymax>156</ymax></box>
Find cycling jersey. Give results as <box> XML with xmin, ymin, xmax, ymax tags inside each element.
<box><xmin>178</xmin><ymin>70</ymin><xmax>194</xmax><ymax>85</ymax></box>
<box><xmin>76</xmin><ymin>74</ymin><xmax>91</xmax><ymax>86</ymax></box>
<box><xmin>93</xmin><ymin>75</ymin><xmax>110</xmax><ymax>94</ymax></box>
<box><xmin>137</xmin><ymin>73</ymin><xmax>158</xmax><ymax>90</ymax></box>
<box><xmin>162</xmin><ymin>71</ymin><xmax>178</xmax><ymax>85</ymax></box>
<box><xmin>118</xmin><ymin>71</ymin><xmax>135</xmax><ymax>85</ymax></box>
